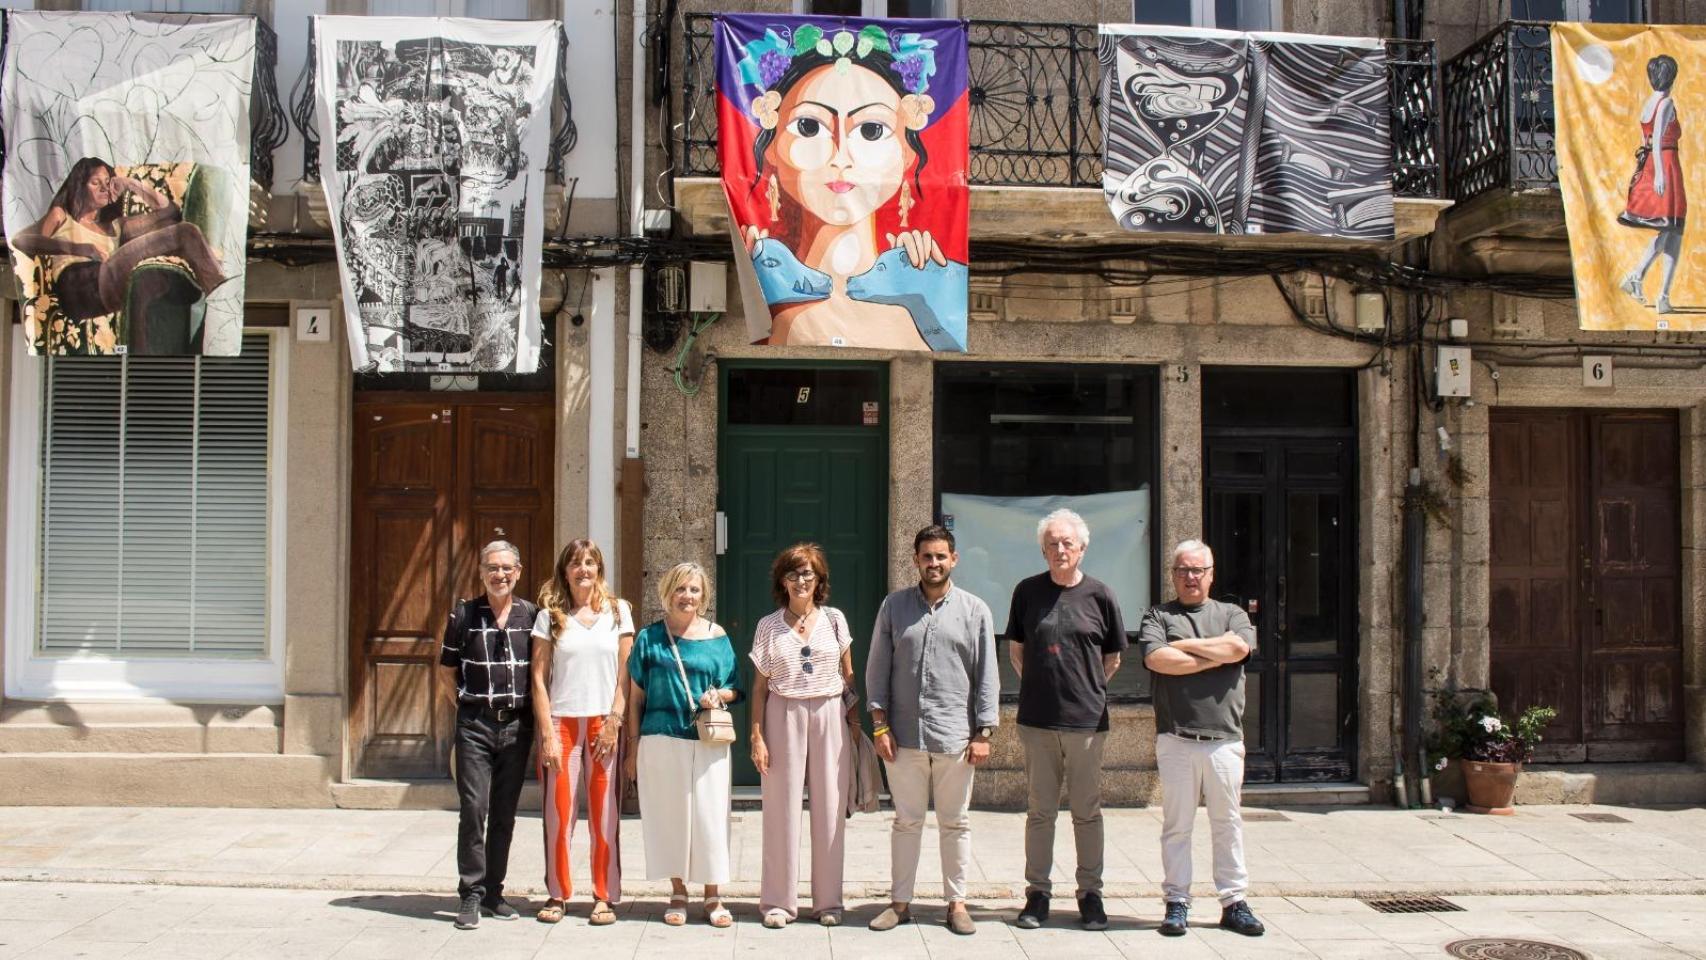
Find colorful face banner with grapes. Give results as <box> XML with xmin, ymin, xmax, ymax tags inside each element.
<box><xmin>715</xmin><ymin>14</ymin><xmax>969</xmax><ymax>352</ymax></box>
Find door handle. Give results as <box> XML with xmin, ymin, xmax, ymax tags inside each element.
<box><xmin>714</xmin><ymin>512</ymin><xmax>728</xmax><ymax>556</ymax></box>
<box><xmin>1276</xmin><ymin>575</ymin><xmax>1287</xmax><ymax>634</ymax></box>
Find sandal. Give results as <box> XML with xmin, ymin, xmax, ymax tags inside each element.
<box><xmin>664</xmin><ymin>895</ymin><xmax>688</xmax><ymax>926</ymax></box>
<box><xmin>706</xmin><ymin>899</ymin><xmax>734</xmax><ymax>928</ymax></box>
<box><xmin>535</xmin><ymin>899</ymin><xmax>565</xmax><ymax>924</ymax></box>
<box><xmin>589</xmin><ymin>900</ymin><xmax>617</xmax><ymax>926</ymax></box>
<box><xmin>762</xmin><ymin>908</ymin><xmax>790</xmax><ymax>929</ymax></box>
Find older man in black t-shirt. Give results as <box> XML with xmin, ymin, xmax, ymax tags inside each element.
<box><xmin>1005</xmin><ymin>508</ymin><xmax>1127</xmax><ymax>932</ymax></box>
<box><xmin>1139</xmin><ymin>539</ymin><xmax>1264</xmax><ymax>939</ymax></box>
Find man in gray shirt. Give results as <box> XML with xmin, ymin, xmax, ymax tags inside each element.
<box><xmin>866</xmin><ymin>524</ymin><xmax>999</xmax><ymax>937</ymax></box>
<box><xmin>1139</xmin><ymin>539</ymin><xmax>1265</xmax><ymax>939</ymax></box>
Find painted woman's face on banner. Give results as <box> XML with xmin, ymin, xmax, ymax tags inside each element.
<box><xmin>771</xmin><ymin>64</ymin><xmax>907</xmax><ymax>227</ymax></box>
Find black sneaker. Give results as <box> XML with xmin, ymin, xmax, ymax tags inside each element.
<box><xmin>482</xmin><ymin>896</ymin><xmax>520</xmax><ymax>921</ymax></box>
<box><xmin>1014</xmin><ymin>892</ymin><xmax>1049</xmax><ymax>929</ymax></box>
<box><xmin>454</xmin><ymin>892</ymin><xmax>481</xmax><ymax>930</ymax></box>
<box><xmin>1159</xmin><ymin>900</ymin><xmax>1189</xmax><ymax>936</ymax></box>
<box><xmin>1078</xmin><ymin>891</ymin><xmax>1108</xmax><ymax>931</ymax></box>
<box><xmin>1219</xmin><ymin>900</ymin><xmax>1264</xmax><ymax>937</ymax></box>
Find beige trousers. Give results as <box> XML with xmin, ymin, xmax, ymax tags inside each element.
<box><xmin>1018</xmin><ymin>724</ymin><xmax>1107</xmax><ymax>897</ymax></box>
<box><xmin>884</xmin><ymin>746</ymin><xmax>977</xmax><ymax>904</ymax></box>
<box><xmin>759</xmin><ymin>693</ymin><xmax>849</xmax><ymax>917</ymax></box>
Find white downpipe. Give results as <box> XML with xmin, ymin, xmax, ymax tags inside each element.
<box><xmin>588</xmin><ymin>268</ymin><xmax>617</xmax><ymax>554</ymax></box>
<box><xmin>625</xmin><ymin>0</ymin><xmax>646</xmax><ymax>460</ymax></box>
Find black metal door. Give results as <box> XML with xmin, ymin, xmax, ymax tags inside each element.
<box><xmin>1204</xmin><ymin>438</ymin><xmax>1357</xmax><ymax>783</ymax></box>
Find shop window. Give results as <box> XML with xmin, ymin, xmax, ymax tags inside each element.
<box><xmin>1135</xmin><ymin>0</ymin><xmax>1277</xmax><ymax>30</ymax></box>
<box><xmin>35</xmin><ymin>334</ymin><xmax>273</xmax><ymax>661</ymax></box>
<box><xmin>934</xmin><ymin>364</ymin><xmax>1159</xmax><ymax>699</ymax></box>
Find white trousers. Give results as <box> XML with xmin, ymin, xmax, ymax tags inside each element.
<box><xmin>638</xmin><ymin>734</ymin><xmax>731</xmax><ymax>884</ymax></box>
<box><xmin>884</xmin><ymin>746</ymin><xmax>976</xmax><ymax>904</ymax></box>
<box><xmin>1155</xmin><ymin>734</ymin><xmax>1248</xmax><ymax>907</ymax></box>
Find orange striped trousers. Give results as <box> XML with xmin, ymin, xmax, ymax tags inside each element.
<box><xmin>540</xmin><ymin>715</ymin><xmax>621</xmax><ymax>902</ymax></box>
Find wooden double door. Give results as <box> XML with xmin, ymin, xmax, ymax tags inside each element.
<box><xmin>1489</xmin><ymin>409</ymin><xmax>1683</xmax><ymax>762</ymax></box>
<box><xmin>348</xmin><ymin>394</ymin><xmax>555</xmax><ymax>778</ymax></box>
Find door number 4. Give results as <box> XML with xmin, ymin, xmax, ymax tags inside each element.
<box><xmin>296</xmin><ymin>307</ymin><xmax>332</xmax><ymax>342</ymax></box>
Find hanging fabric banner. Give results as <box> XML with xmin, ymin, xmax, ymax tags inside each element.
<box><xmin>715</xmin><ymin>14</ymin><xmax>969</xmax><ymax>351</ymax></box>
<box><xmin>3</xmin><ymin>11</ymin><xmax>255</xmax><ymax>356</ymax></box>
<box><xmin>1554</xmin><ymin>23</ymin><xmax>1705</xmax><ymax>330</ymax></box>
<box><xmin>1098</xmin><ymin>25</ymin><xmax>1393</xmax><ymax>240</ymax></box>
<box><xmin>313</xmin><ymin>16</ymin><xmax>558</xmax><ymax>373</ymax></box>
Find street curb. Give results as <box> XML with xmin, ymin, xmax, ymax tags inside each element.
<box><xmin>4</xmin><ymin>869</ymin><xmax>1705</xmax><ymax>899</ymax></box>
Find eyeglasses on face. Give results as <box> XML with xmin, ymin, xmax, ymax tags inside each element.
<box><xmin>784</xmin><ymin>569</ymin><xmax>817</xmax><ymax>583</ymax></box>
<box><xmin>484</xmin><ymin>564</ymin><xmax>519</xmax><ymax>575</ymax></box>
<box><xmin>1172</xmin><ymin>565</ymin><xmax>1212</xmax><ymax>578</ymax></box>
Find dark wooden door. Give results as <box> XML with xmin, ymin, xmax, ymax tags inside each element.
<box><xmin>349</xmin><ymin>394</ymin><xmax>555</xmax><ymax>778</ymax></box>
<box><xmin>1490</xmin><ymin>409</ymin><xmax>1682</xmax><ymax>762</ymax></box>
<box><xmin>1204</xmin><ymin>438</ymin><xmax>1358</xmax><ymax>783</ymax></box>
<box><xmin>717</xmin><ymin>364</ymin><xmax>889</xmax><ymax>786</ymax></box>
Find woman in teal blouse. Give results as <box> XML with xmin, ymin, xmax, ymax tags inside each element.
<box><xmin>624</xmin><ymin>561</ymin><xmax>744</xmax><ymax>927</ymax></box>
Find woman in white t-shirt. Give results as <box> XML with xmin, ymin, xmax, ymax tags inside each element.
<box><xmin>529</xmin><ymin>538</ymin><xmax>634</xmax><ymax>925</ymax></box>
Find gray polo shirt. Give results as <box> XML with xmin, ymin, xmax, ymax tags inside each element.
<box><xmin>1137</xmin><ymin>599</ymin><xmax>1258</xmax><ymax>741</ymax></box>
<box><xmin>865</xmin><ymin>583</ymin><xmax>1000</xmax><ymax>754</ymax></box>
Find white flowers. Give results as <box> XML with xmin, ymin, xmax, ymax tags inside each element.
<box><xmin>1479</xmin><ymin>716</ymin><xmax>1503</xmax><ymax>733</ymax></box>
<box><xmin>1434</xmin><ymin>757</ymin><xmax>1448</xmax><ymax>771</ymax></box>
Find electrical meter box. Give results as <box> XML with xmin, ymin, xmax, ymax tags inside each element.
<box><xmin>1436</xmin><ymin>346</ymin><xmax>1472</xmax><ymax>398</ymax></box>
<box><xmin>689</xmin><ymin>262</ymin><xmax>727</xmax><ymax>313</ymax></box>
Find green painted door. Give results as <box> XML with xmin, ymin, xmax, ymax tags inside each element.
<box><xmin>717</xmin><ymin>363</ymin><xmax>889</xmax><ymax>786</ymax></box>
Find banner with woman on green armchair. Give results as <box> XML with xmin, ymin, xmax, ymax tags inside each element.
<box><xmin>2</xmin><ymin>11</ymin><xmax>254</xmax><ymax>357</ymax></box>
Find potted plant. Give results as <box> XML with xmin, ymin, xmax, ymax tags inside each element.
<box><xmin>1427</xmin><ymin>692</ymin><xmax>1557</xmax><ymax>814</ymax></box>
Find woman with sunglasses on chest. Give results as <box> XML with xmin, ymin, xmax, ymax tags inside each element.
<box><xmin>749</xmin><ymin>542</ymin><xmax>859</xmax><ymax>929</ymax></box>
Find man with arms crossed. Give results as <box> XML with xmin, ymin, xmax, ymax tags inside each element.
<box><xmin>866</xmin><ymin>525</ymin><xmax>999</xmax><ymax>936</ymax></box>
<box><xmin>1139</xmin><ymin>539</ymin><xmax>1264</xmax><ymax>938</ymax></box>
<box><xmin>1007</xmin><ymin>508</ymin><xmax>1126</xmax><ymax>931</ymax></box>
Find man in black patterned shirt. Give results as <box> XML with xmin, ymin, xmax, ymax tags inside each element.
<box><xmin>439</xmin><ymin>539</ymin><xmax>536</xmax><ymax>930</ymax></box>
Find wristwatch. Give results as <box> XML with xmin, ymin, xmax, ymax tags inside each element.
<box><xmin>976</xmin><ymin>726</ymin><xmax>993</xmax><ymax>739</ymax></box>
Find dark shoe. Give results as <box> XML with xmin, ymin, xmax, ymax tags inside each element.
<box><xmin>1078</xmin><ymin>890</ymin><xmax>1108</xmax><ymax>931</ymax></box>
<box><xmin>946</xmin><ymin>904</ymin><xmax>976</xmax><ymax>936</ymax></box>
<box><xmin>1015</xmin><ymin>892</ymin><xmax>1049</xmax><ymax>929</ymax></box>
<box><xmin>1159</xmin><ymin>900</ymin><xmax>1189</xmax><ymax>936</ymax></box>
<box><xmin>868</xmin><ymin>906</ymin><xmax>912</xmax><ymax>931</ymax></box>
<box><xmin>1219</xmin><ymin>901</ymin><xmax>1264</xmax><ymax>937</ymax></box>
<box><xmin>482</xmin><ymin>896</ymin><xmax>519</xmax><ymax>921</ymax></box>
<box><xmin>454</xmin><ymin>893</ymin><xmax>481</xmax><ymax>930</ymax></box>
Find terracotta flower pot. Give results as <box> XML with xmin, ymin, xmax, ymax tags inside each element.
<box><xmin>1461</xmin><ymin>759</ymin><xmax>1521</xmax><ymax>814</ymax></box>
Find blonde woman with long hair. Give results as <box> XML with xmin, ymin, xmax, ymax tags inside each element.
<box><xmin>529</xmin><ymin>539</ymin><xmax>633</xmax><ymax>925</ymax></box>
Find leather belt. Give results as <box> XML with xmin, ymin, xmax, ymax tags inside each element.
<box><xmin>1170</xmin><ymin>731</ymin><xmax>1230</xmax><ymax>742</ymax></box>
<box><xmin>462</xmin><ymin>703</ymin><xmax>525</xmax><ymax>723</ymax></box>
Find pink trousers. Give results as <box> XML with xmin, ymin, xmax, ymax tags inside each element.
<box><xmin>759</xmin><ymin>693</ymin><xmax>849</xmax><ymax>917</ymax></box>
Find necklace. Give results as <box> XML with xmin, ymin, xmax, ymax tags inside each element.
<box><xmin>785</xmin><ymin>607</ymin><xmax>815</xmax><ymax>635</ymax></box>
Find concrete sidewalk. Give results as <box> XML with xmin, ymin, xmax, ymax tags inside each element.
<box><xmin>3</xmin><ymin>803</ymin><xmax>1705</xmax><ymax>900</ymax></box>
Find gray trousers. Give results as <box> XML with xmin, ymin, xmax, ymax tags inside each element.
<box><xmin>1018</xmin><ymin>724</ymin><xmax>1108</xmax><ymax>897</ymax></box>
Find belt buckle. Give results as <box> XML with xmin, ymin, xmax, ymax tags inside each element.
<box><xmin>494</xmin><ymin>707</ymin><xmax>515</xmax><ymax>722</ymax></box>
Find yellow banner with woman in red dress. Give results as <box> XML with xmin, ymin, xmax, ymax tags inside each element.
<box><xmin>1554</xmin><ymin>23</ymin><xmax>1706</xmax><ymax>330</ymax></box>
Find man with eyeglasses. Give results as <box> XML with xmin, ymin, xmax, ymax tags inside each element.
<box><xmin>865</xmin><ymin>525</ymin><xmax>998</xmax><ymax>936</ymax></box>
<box><xmin>1007</xmin><ymin>508</ymin><xmax>1126</xmax><ymax>932</ymax></box>
<box><xmin>439</xmin><ymin>539</ymin><xmax>537</xmax><ymax>930</ymax></box>
<box><xmin>1138</xmin><ymin>539</ymin><xmax>1264</xmax><ymax>938</ymax></box>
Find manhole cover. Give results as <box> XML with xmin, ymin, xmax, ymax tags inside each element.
<box><xmin>1242</xmin><ymin>811</ymin><xmax>1289</xmax><ymax>822</ymax></box>
<box><xmin>1362</xmin><ymin>895</ymin><xmax>1464</xmax><ymax>914</ymax></box>
<box><xmin>1445</xmin><ymin>939</ymin><xmax>1589</xmax><ymax>960</ymax></box>
<box><xmin>1571</xmin><ymin>812</ymin><xmax>1631</xmax><ymax>823</ymax></box>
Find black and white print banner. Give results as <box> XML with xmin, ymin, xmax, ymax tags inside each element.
<box><xmin>1098</xmin><ymin>26</ymin><xmax>1394</xmax><ymax>241</ymax></box>
<box><xmin>3</xmin><ymin>11</ymin><xmax>255</xmax><ymax>357</ymax></box>
<box><xmin>313</xmin><ymin>16</ymin><xmax>558</xmax><ymax>373</ymax></box>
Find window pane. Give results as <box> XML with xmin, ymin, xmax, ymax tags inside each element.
<box><xmin>1217</xmin><ymin>0</ymin><xmax>1271</xmax><ymax>30</ymax></box>
<box><xmin>1287</xmin><ymin>671</ymin><xmax>1339</xmax><ymax>750</ymax></box>
<box><xmin>1588</xmin><ymin>0</ymin><xmax>1641</xmax><ymax>22</ymax></box>
<box><xmin>809</xmin><ymin>0</ymin><xmax>864</xmax><ymax>14</ymax></box>
<box><xmin>370</xmin><ymin>0</ymin><xmax>437</xmax><ymax>15</ymax></box>
<box><xmin>1134</xmin><ymin>0</ymin><xmax>1193</xmax><ymax>26</ymax></box>
<box><xmin>84</xmin><ymin>0</ymin><xmax>246</xmax><ymax>10</ymax></box>
<box><xmin>1512</xmin><ymin>0</ymin><xmax>1566</xmax><ymax>19</ymax></box>
<box><xmin>887</xmin><ymin>0</ymin><xmax>946</xmax><ymax>15</ymax></box>
<box><xmin>39</xmin><ymin>334</ymin><xmax>272</xmax><ymax>658</ymax></box>
<box><xmin>464</xmin><ymin>0</ymin><xmax>530</xmax><ymax>18</ymax></box>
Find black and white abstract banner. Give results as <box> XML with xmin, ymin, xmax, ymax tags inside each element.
<box><xmin>313</xmin><ymin>16</ymin><xmax>557</xmax><ymax>373</ymax></box>
<box><xmin>1098</xmin><ymin>26</ymin><xmax>1394</xmax><ymax>241</ymax></box>
<box><xmin>3</xmin><ymin>11</ymin><xmax>255</xmax><ymax>356</ymax></box>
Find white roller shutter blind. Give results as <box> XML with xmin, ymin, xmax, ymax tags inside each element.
<box><xmin>38</xmin><ymin>334</ymin><xmax>272</xmax><ymax>657</ymax></box>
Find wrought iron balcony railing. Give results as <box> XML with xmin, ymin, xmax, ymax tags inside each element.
<box><xmin>1442</xmin><ymin>20</ymin><xmax>1557</xmax><ymax>203</ymax></box>
<box><xmin>678</xmin><ymin>13</ymin><xmax>1443</xmax><ymax>199</ymax></box>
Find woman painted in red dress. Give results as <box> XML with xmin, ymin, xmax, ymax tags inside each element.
<box><xmin>1619</xmin><ymin>55</ymin><xmax>1685</xmax><ymax>315</ymax></box>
